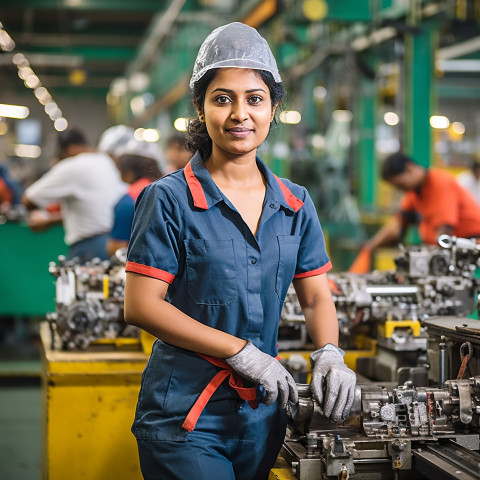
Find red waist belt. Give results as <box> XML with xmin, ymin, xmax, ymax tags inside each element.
<box><xmin>182</xmin><ymin>353</ymin><xmax>258</xmax><ymax>432</ymax></box>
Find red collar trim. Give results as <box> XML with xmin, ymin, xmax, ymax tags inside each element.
<box><xmin>274</xmin><ymin>175</ymin><xmax>304</xmax><ymax>212</ymax></box>
<box><xmin>184</xmin><ymin>161</ymin><xmax>209</xmax><ymax>209</ymax></box>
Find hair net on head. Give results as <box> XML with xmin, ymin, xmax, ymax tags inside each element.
<box><xmin>190</xmin><ymin>22</ymin><xmax>281</xmax><ymax>89</ymax></box>
<box><xmin>97</xmin><ymin>125</ymin><xmax>135</xmax><ymax>156</ymax></box>
<box><xmin>117</xmin><ymin>138</ymin><xmax>165</xmax><ymax>167</ymax></box>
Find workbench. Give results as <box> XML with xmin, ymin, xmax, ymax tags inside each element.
<box><xmin>40</xmin><ymin>322</ymin><xmax>148</xmax><ymax>480</ymax></box>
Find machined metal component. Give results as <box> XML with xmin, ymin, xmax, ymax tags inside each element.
<box><xmin>284</xmin><ymin>378</ymin><xmax>480</xmax><ymax>479</ymax></box>
<box><xmin>47</xmin><ymin>249</ymin><xmax>138</xmax><ymax>350</ymax></box>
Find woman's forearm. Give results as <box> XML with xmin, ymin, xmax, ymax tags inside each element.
<box><xmin>124</xmin><ymin>273</ymin><xmax>246</xmax><ymax>358</ymax></box>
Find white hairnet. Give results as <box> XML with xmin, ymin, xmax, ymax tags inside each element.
<box><xmin>117</xmin><ymin>138</ymin><xmax>165</xmax><ymax>166</ymax></box>
<box><xmin>97</xmin><ymin>125</ymin><xmax>135</xmax><ymax>156</ymax></box>
<box><xmin>190</xmin><ymin>22</ymin><xmax>281</xmax><ymax>89</ymax></box>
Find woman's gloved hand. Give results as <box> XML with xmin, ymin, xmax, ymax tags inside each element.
<box><xmin>225</xmin><ymin>340</ymin><xmax>298</xmax><ymax>409</ymax></box>
<box><xmin>310</xmin><ymin>344</ymin><xmax>356</xmax><ymax>423</ymax></box>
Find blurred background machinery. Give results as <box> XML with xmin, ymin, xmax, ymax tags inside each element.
<box><xmin>46</xmin><ymin>249</ymin><xmax>138</xmax><ymax>351</ymax></box>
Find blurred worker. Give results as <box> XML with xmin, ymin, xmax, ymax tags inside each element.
<box><xmin>457</xmin><ymin>157</ymin><xmax>480</xmax><ymax>205</ymax></box>
<box><xmin>164</xmin><ymin>133</ymin><xmax>192</xmax><ymax>172</ymax></box>
<box><xmin>124</xmin><ymin>22</ymin><xmax>355</xmax><ymax>480</ymax></box>
<box><xmin>22</xmin><ymin>127</ymin><xmax>126</xmax><ymax>263</ymax></box>
<box><xmin>0</xmin><ymin>164</ymin><xmax>23</xmax><ymax>206</ymax></box>
<box><xmin>350</xmin><ymin>152</ymin><xmax>480</xmax><ymax>273</ymax></box>
<box><xmin>97</xmin><ymin>124</ymin><xmax>136</xmax><ymax>163</ymax></box>
<box><xmin>107</xmin><ymin>140</ymin><xmax>163</xmax><ymax>256</ymax></box>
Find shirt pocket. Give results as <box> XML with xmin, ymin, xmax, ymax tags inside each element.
<box><xmin>185</xmin><ymin>238</ymin><xmax>238</xmax><ymax>306</ymax></box>
<box><xmin>275</xmin><ymin>235</ymin><xmax>301</xmax><ymax>300</ymax></box>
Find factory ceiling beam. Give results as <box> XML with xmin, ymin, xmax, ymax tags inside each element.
<box><xmin>126</xmin><ymin>0</ymin><xmax>188</xmax><ymax>77</ymax></box>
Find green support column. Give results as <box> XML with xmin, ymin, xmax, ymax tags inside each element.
<box><xmin>404</xmin><ymin>23</ymin><xmax>437</xmax><ymax>167</ymax></box>
<box><xmin>355</xmin><ymin>78</ymin><xmax>377</xmax><ymax>211</ymax></box>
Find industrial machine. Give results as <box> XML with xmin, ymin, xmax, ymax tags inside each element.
<box><xmin>46</xmin><ymin>249</ymin><xmax>138</xmax><ymax>351</ymax></box>
<box><xmin>280</xmin><ymin>235</ymin><xmax>480</xmax><ymax>384</ymax></box>
<box><xmin>281</xmin><ymin>379</ymin><xmax>480</xmax><ymax>479</ymax></box>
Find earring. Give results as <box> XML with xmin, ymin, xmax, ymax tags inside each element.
<box><xmin>199</xmin><ymin>114</ymin><xmax>205</xmax><ymax>123</ymax></box>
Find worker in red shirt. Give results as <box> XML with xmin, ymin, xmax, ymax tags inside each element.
<box><xmin>350</xmin><ymin>152</ymin><xmax>480</xmax><ymax>273</ymax></box>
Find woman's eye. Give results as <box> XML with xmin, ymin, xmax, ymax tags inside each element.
<box><xmin>215</xmin><ymin>95</ymin><xmax>231</xmax><ymax>104</ymax></box>
<box><xmin>249</xmin><ymin>95</ymin><xmax>263</xmax><ymax>105</ymax></box>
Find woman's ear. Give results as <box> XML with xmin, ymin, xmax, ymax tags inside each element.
<box><xmin>271</xmin><ymin>102</ymin><xmax>279</xmax><ymax>122</ymax></box>
<box><xmin>193</xmin><ymin>101</ymin><xmax>205</xmax><ymax>123</ymax></box>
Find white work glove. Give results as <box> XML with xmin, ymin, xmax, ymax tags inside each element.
<box><xmin>310</xmin><ymin>343</ymin><xmax>356</xmax><ymax>423</ymax></box>
<box><xmin>225</xmin><ymin>340</ymin><xmax>298</xmax><ymax>409</ymax></box>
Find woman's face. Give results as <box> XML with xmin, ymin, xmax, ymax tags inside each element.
<box><xmin>201</xmin><ymin>68</ymin><xmax>276</xmax><ymax>159</ymax></box>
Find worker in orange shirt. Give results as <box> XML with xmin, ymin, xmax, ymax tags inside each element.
<box><xmin>350</xmin><ymin>152</ymin><xmax>480</xmax><ymax>273</ymax></box>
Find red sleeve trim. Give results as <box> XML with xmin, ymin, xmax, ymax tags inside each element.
<box><xmin>126</xmin><ymin>261</ymin><xmax>175</xmax><ymax>284</ymax></box>
<box><xmin>294</xmin><ymin>261</ymin><xmax>332</xmax><ymax>278</ymax></box>
<box><xmin>274</xmin><ymin>175</ymin><xmax>304</xmax><ymax>212</ymax></box>
<box><xmin>184</xmin><ymin>161</ymin><xmax>209</xmax><ymax>210</ymax></box>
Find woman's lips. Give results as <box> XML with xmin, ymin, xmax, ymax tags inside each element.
<box><xmin>227</xmin><ymin>127</ymin><xmax>253</xmax><ymax>138</ymax></box>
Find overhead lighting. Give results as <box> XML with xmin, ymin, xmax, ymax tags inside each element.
<box><xmin>129</xmin><ymin>72</ymin><xmax>150</xmax><ymax>92</ymax></box>
<box><xmin>130</xmin><ymin>96</ymin><xmax>146</xmax><ymax>116</ymax></box>
<box><xmin>384</xmin><ymin>112</ymin><xmax>399</xmax><ymax>126</ymax></box>
<box><xmin>142</xmin><ymin>128</ymin><xmax>160</xmax><ymax>142</ymax></box>
<box><xmin>54</xmin><ymin>118</ymin><xmax>68</xmax><ymax>132</ymax></box>
<box><xmin>174</xmin><ymin>118</ymin><xmax>188</xmax><ymax>131</ymax></box>
<box><xmin>25</xmin><ymin>74</ymin><xmax>41</xmax><ymax>89</ymax></box>
<box><xmin>332</xmin><ymin>110</ymin><xmax>353</xmax><ymax>122</ymax></box>
<box><xmin>134</xmin><ymin>128</ymin><xmax>145</xmax><ymax>141</ymax></box>
<box><xmin>313</xmin><ymin>85</ymin><xmax>327</xmax><ymax>101</ymax></box>
<box><xmin>0</xmin><ymin>103</ymin><xmax>29</xmax><ymax>119</ymax></box>
<box><xmin>18</xmin><ymin>67</ymin><xmax>34</xmax><ymax>80</ymax></box>
<box><xmin>11</xmin><ymin>144</ymin><xmax>41</xmax><ymax>158</ymax></box>
<box><xmin>34</xmin><ymin>87</ymin><xmax>52</xmax><ymax>105</ymax></box>
<box><xmin>12</xmin><ymin>53</ymin><xmax>28</xmax><ymax>66</ymax></box>
<box><xmin>110</xmin><ymin>78</ymin><xmax>128</xmax><ymax>96</ymax></box>
<box><xmin>280</xmin><ymin>111</ymin><xmax>302</xmax><ymax>124</ymax></box>
<box><xmin>311</xmin><ymin>134</ymin><xmax>326</xmax><ymax>149</ymax></box>
<box><xmin>451</xmin><ymin>121</ymin><xmax>465</xmax><ymax>135</ymax></box>
<box><xmin>0</xmin><ymin>22</ymin><xmax>15</xmax><ymax>52</ymax></box>
<box><xmin>430</xmin><ymin>115</ymin><xmax>450</xmax><ymax>129</ymax></box>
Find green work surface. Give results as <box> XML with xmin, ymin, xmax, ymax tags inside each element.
<box><xmin>0</xmin><ymin>223</ymin><xmax>67</xmax><ymax>316</ymax></box>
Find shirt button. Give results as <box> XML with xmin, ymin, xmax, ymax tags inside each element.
<box><xmin>269</xmin><ymin>203</ymin><xmax>275</xmax><ymax>208</ymax></box>
<box><xmin>251</xmin><ymin>259</ymin><xmax>257</xmax><ymax>265</ymax></box>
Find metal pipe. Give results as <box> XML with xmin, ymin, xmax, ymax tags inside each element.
<box><xmin>439</xmin><ymin>337</ymin><xmax>447</xmax><ymax>386</ymax></box>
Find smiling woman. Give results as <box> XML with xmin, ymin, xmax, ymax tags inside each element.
<box><xmin>124</xmin><ymin>21</ymin><xmax>356</xmax><ymax>480</ymax></box>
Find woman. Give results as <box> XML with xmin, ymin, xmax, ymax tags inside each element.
<box><xmin>124</xmin><ymin>22</ymin><xmax>356</xmax><ymax>480</ymax></box>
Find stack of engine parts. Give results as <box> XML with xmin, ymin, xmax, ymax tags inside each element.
<box><xmin>282</xmin><ymin>381</ymin><xmax>480</xmax><ymax>479</ymax></box>
<box><xmin>280</xmin><ymin>236</ymin><xmax>480</xmax><ymax>384</ymax></box>
<box><xmin>46</xmin><ymin>249</ymin><xmax>138</xmax><ymax>350</ymax></box>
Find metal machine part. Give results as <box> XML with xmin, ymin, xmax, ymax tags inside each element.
<box><xmin>283</xmin><ymin>380</ymin><xmax>480</xmax><ymax>479</ymax></box>
<box><xmin>424</xmin><ymin>316</ymin><xmax>480</xmax><ymax>387</ymax></box>
<box><xmin>279</xmin><ymin>236</ymin><xmax>480</xmax><ymax>383</ymax></box>
<box><xmin>46</xmin><ymin>250</ymin><xmax>138</xmax><ymax>350</ymax></box>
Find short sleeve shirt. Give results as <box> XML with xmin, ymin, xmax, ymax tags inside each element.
<box><xmin>127</xmin><ymin>152</ymin><xmax>331</xmax><ymax>355</ymax></box>
<box><xmin>400</xmin><ymin>168</ymin><xmax>480</xmax><ymax>244</ymax></box>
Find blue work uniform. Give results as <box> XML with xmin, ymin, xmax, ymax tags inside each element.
<box><xmin>126</xmin><ymin>152</ymin><xmax>331</xmax><ymax>480</ymax></box>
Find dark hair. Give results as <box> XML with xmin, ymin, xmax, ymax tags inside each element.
<box><xmin>186</xmin><ymin>69</ymin><xmax>286</xmax><ymax>159</ymax></box>
<box><xmin>116</xmin><ymin>154</ymin><xmax>162</xmax><ymax>181</ymax></box>
<box><xmin>382</xmin><ymin>152</ymin><xmax>416</xmax><ymax>180</ymax></box>
<box><xmin>58</xmin><ymin>127</ymin><xmax>88</xmax><ymax>151</ymax></box>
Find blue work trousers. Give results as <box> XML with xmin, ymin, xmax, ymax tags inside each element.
<box><xmin>136</xmin><ymin>397</ymin><xmax>287</xmax><ymax>480</ymax></box>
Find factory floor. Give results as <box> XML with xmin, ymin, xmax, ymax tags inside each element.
<box><xmin>0</xmin><ymin>317</ymin><xmax>42</xmax><ymax>480</ymax></box>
